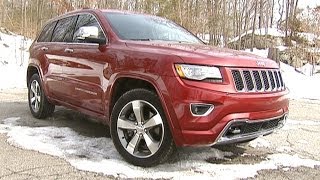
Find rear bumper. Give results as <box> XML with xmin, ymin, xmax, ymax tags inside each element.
<box><xmin>160</xmin><ymin>76</ymin><xmax>289</xmax><ymax>146</ymax></box>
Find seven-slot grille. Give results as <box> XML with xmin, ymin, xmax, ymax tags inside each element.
<box><xmin>231</xmin><ymin>69</ymin><xmax>285</xmax><ymax>92</ymax></box>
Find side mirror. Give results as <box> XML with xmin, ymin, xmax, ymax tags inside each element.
<box><xmin>74</xmin><ymin>26</ymin><xmax>106</xmax><ymax>45</ymax></box>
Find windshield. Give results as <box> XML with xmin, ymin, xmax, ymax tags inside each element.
<box><xmin>104</xmin><ymin>12</ymin><xmax>203</xmax><ymax>44</ymax></box>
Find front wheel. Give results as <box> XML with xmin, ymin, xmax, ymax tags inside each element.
<box><xmin>110</xmin><ymin>89</ymin><xmax>175</xmax><ymax>167</ymax></box>
<box><xmin>28</xmin><ymin>74</ymin><xmax>55</xmax><ymax>119</ymax></box>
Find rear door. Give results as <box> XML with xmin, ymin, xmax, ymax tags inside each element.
<box><xmin>61</xmin><ymin>13</ymin><xmax>108</xmax><ymax>113</ymax></box>
<box><xmin>34</xmin><ymin>20</ymin><xmax>65</xmax><ymax>98</ymax></box>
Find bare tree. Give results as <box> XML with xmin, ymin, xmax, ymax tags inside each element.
<box><xmin>251</xmin><ymin>0</ymin><xmax>258</xmax><ymax>52</ymax></box>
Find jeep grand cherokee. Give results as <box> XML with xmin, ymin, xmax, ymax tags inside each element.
<box><xmin>27</xmin><ymin>9</ymin><xmax>289</xmax><ymax>167</ymax></box>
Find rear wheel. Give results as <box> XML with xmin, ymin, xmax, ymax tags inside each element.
<box><xmin>28</xmin><ymin>74</ymin><xmax>55</xmax><ymax>119</ymax></box>
<box><xmin>111</xmin><ymin>89</ymin><xmax>175</xmax><ymax>167</ymax></box>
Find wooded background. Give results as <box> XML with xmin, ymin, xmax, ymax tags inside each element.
<box><xmin>0</xmin><ymin>0</ymin><xmax>319</xmax><ymax>50</ymax></box>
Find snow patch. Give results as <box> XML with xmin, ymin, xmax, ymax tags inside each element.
<box><xmin>297</xmin><ymin>140</ymin><xmax>309</xmax><ymax>144</ymax></box>
<box><xmin>249</xmin><ymin>137</ymin><xmax>271</xmax><ymax>148</ymax></box>
<box><xmin>230</xmin><ymin>28</ymin><xmax>285</xmax><ymax>43</ymax></box>
<box><xmin>0</xmin><ymin>29</ymin><xmax>31</xmax><ymax>90</ymax></box>
<box><xmin>287</xmin><ymin>119</ymin><xmax>320</xmax><ymax>126</ymax></box>
<box><xmin>1</xmin><ymin>117</ymin><xmax>320</xmax><ymax>179</ymax></box>
<box><xmin>276</xmin><ymin>146</ymin><xmax>294</xmax><ymax>153</ymax></box>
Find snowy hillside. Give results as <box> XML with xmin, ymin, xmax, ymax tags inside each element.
<box><xmin>0</xmin><ymin>28</ymin><xmax>32</xmax><ymax>89</ymax></box>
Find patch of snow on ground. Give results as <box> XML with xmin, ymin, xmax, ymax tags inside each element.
<box><xmin>1</xmin><ymin>117</ymin><xmax>320</xmax><ymax>179</ymax></box>
<box><xmin>0</xmin><ymin>29</ymin><xmax>31</xmax><ymax>90</ymax></box>
<box><xmin>276</xmin><ymin>146</ymin><xmax>294</xmax><ymax>153</ymax></box>
<box><xmin>0</xmin><ymin>64</ymin><xmax>28</xmax><ymax>90</ymax></box>
<box><xmin>230</xmin><ymin>28</ymin><xmax>285</xmax><ymax>43</ymax></box>
<box><xmin>287</xmin><ymin>119</ymin><xmax>320</xmax><ymax>126</ymax></box>
<box><xmin>296</xmin><ymin>63</ymin><xmax>320</xmax><ymax>76</ymax></box>
<box><xmin>280</xmin><ymin>62</ymin><xmax>320</xmax><ymax>100</ymax></box>
<box><xmin>249</xmin><ymin>137</ymin><xmax>271</xmax><ymax>148</ymax></box>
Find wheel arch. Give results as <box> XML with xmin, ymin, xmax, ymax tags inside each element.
<box><xmin>106</xmin><ymin>75</ymin><xmax>182</xmax><ymax>145</ymax></box>
<box><xmin>27</xmin><ymin>64</ymin><xmax>51</xmax><ymax>101</ymax></box>
<box><xmin>27</xmin><ymin>64</ymin><xmax>41</xmax><ymax>87</ymax></box>
<box><xmin>108</xmin><ymin>76</ymin><xmax>158</xmax><ymax>118</ymax></box>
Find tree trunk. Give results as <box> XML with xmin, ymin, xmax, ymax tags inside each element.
<box><xmin>268</xmin><ymin>48</ymin><xmax>280</xmax><ymax>64</ymax></box>
<box><xmin>277</xmin><ymin>0</ymin><xmax>285</xmax><ymax>29</ymax></box>
<box><xmin>270</xmin><ymin>0</ymin><xmax>275</xmax><ymax>27</ymax></box>
<box><xmin>251</xmin><ymin>1</ymin><xmax>258</xmax><ymax>52</ymax></box>
<box><xmin>284</xmin><ymin>0</ymin><xmax>290</xmax><ymax>43</ymax></box>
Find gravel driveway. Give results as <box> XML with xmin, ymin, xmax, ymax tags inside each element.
<box><xmin>0</xmin><ymin>89</ymin><xmax>319</xmax><ymax>179</ymax></box>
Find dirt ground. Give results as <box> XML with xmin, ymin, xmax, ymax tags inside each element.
<box><xmin>0</xmin><ymin>89</ymin><xmax>319</xmax><ymax>179</ymax></box>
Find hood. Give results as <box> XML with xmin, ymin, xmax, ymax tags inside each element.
<box><xmin>125</xmin><ymin>41</ymin><xmax>279</xmax><ymax>69</ymax></box>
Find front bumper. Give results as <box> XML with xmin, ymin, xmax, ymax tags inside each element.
<box><xmin>159</xmin><ymin>76</ymin><xmax>289</xmax><ymax>146</ymax></box>
<box><xmin>213</xmin><ymin>113</ymin><xmax>287</xmax><ymax>145</ymax></box>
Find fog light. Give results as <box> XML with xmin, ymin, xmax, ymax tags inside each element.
<box><xmin>229</xmin><ymin>127</ymin><xmax>241</xmax><ymax>134</ymax></box>
<box><xmin>225</xmin><ymin>122</ymin><xmax>245</xmax><ymax>137</ymax></box>
<box><xmin>190</xmin><ymin>103</ymin><xmax>214</xmax><ymax>116</ymax></box>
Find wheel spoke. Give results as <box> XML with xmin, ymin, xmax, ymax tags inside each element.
<box><xmin>126</xmin><ymin>133</ymin><xmax>141</xmax><ymax>154</ymax></box>
<box><xmin>31</xmin><ymin>97</ymin><xmax>36</xmax><ymax>104</ymax></box>
<box><xmin>143</xmin><ymin>133</ymin><xmax>159</xmax><ymax>154</ymax></box>
<box><xmin>117</xmin><ymin>118</ymin><xmax>136</xmax><ymax>130</ymax></box>
<box><xmin>36</xmin><ymin>81</ymin><xmax>39</xmax><ymax>90</ymax></box>
<box><xmin>144</xmin><ymin>113</ymin><xmax>162</xmax><ymax>129</ymax></box>
<box><xmin>36</xmin><ymin>95</ymin><xmax>41</xmax><ymax>103</ymax></box>
<box><xmin>31</xmin><ymin>83</ymin><xmax>36</xmax><ymax>94</ymax></box>
<box><xmin>132</xmin><ymin>101</ymin><xmax>143</xmax><ymax>124</ymax></box>
<box><xmin>35</xmin><ymin>100</ymin><xmax>39</xmax><ymax>110</ymax></box>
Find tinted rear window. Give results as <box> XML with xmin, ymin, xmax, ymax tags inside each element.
<box><xmin>37</xmin><ymin>21</ymin><xmax>57</xmax><ymax>42</ymax></box>
<box><xmin>51</xmin><ymin>16</ymin><xmax>78</xmax><ymax>42</ymax></box>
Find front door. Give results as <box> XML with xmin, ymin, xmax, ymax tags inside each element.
<box><xmin>61</xmin><ymin>14</ymin><xmax>109</xmax><ymax>114</ymax></box>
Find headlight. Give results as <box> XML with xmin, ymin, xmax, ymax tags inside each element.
<box><xmin>175</xmin><ymin>64</ymin><xmax>222</xmax><ymax>81</ymax></box>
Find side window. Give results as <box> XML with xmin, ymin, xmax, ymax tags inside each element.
<box><xmin>73</xmin><ymin>14</ymin><xmax>106</xmax><ymax>43</ymax></box>
<box><xmin>51</xmin><ymin>16</ymin><xmax>78</xmax><ymax>42</ymax></box>
<box><xmin>37</xmin><ymin>21</ymin><xmax>57</xmax><ymax>42</ymax></box>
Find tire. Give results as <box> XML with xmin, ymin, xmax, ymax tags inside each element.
<box><xmin>28</xmin><ymin>74</ymin><xmax>55</xmax><ymax>119</ymax></box>
<box><xmin>110</xmin><ymin>88</ymin><xmax>175</xmax><ymax>167</ymax></box>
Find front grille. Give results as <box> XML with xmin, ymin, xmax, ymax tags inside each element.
<box><xmin>243</xmin><ymin>71</ymin><xmax>254</xmax><ymax>91</ymax></box>
<box><xmin>231</xmin><ymin>70</ymin><xmax>244</xmax><ymax>91</ymax></box>
<box><xmin>231</xmin><ymin>69</ymin><xmax>285</xmax><ymax>92</ymax></box>
<box><xmin>268</xmin><ymin>71</ymin><xmax>276</xmax><ymax>89</ymax></box>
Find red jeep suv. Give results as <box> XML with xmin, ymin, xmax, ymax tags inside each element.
<box><xmin>27</xmin><ymin>9</ymin><xmax>289</xmax><ymax>166</ymax></box>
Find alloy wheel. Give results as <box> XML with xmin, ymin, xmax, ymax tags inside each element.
<box><xmin>117</xmin><ymin>100</ymin><xmax>164</xmax><ymax>158</ymax></box>
<box><xmin>29</xmin><ymin>80</ymin><xmax>41</xmax><ymax>113</ymax></box>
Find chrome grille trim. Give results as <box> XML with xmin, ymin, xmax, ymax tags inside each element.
<box><xmin>231</xmin><ymin>69</ymin><xmax>285</xmax><ymax>92</ymax></box>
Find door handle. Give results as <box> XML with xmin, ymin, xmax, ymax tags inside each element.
<box><xmin>40</xmin><ymin>47</ymin><xmax>48</xmax><ymax>51</ymax></box>
<box><xmin>64</xmin><ymin>48</ymin><xmax>74</xmax><ymax>53</ymax></box>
